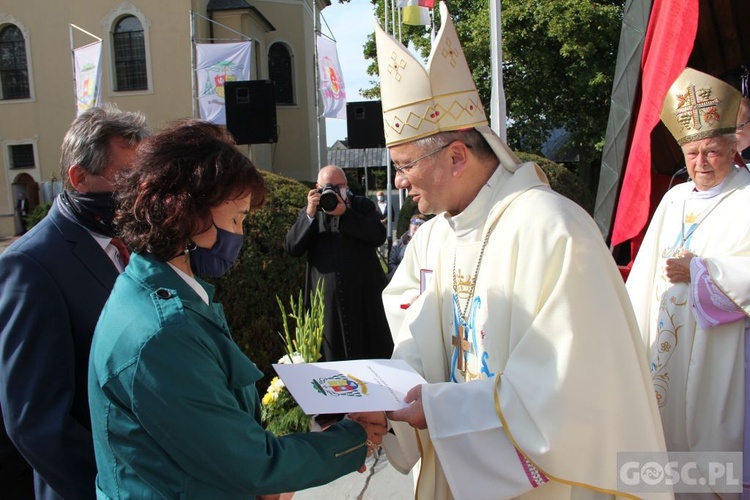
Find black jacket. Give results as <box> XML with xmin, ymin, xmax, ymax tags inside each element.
<box><xmin>285</xmin><ymin>195</ymin><xmax>393</xmax><ymax>361</ymax></box>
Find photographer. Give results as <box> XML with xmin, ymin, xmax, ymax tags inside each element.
<box><xmin>285</xmin><ymin>165</ymin><xmax>393</xmax><ymax>362</ymax></box>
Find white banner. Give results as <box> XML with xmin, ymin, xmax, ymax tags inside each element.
<box><xmin>74</xmin><ymin>41</ymin><xmax>102</xmax><ymax>116</ymax></box>
<box><xmin>195</xmin><ymin>42</ymin><xmax>252</xmax><ymax>125</ymax></box>
<box><xmin>317</xmin><ymin>36</ymin><xmax>347</xmax><ymax>119</ymax></box>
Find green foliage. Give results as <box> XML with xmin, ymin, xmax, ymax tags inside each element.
<box><xmin>394</xmin><ymin>153</ymin><xmax>594</xmax><ymax>227</ymax></box>
<box><xmin>502</xmin><ymin>0</ymin><xmax>624</xmax><ymax>165</ymax></box>
<box><xmin>26</xmin><ymin>202</ymin><xmax>52</xmax><ymax>230</ymax></box>
<box><xmin>261</xmin><ymin>377</ymin><xmax>310</xmax><ymax>437</ymax></box>
<box><xmin>516</xmin><ymin>152</ymin><xmax>595</xmax><ymax>214</ymax></box>
<box><xmin>207</xmin><ymin>170</ymin><xmax>309</xmax><ymax>389</ymax></box>
<box><xmin>358</xmin><ymin>0</ymin><xmax>623</xmax><ymax>170</ymax></box>
<box><xmin>395</xmin><ymin>196</ymin><xmax>419</xmax><ymax>236</ymax></box>
<box><xmin>277</xmin><ymin>279</ymin><xmax>324</xmax><ymax>364</ymax></box>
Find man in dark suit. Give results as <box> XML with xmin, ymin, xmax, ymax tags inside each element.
<box><xmin>16</xmin><ymin>193</ymin><xmax>29</xmax><ymax>234</ymax></box>
<box><xmin>0</xmin><ymin>105</ymin><xmax>148</xmax><ymax>499</ymax></box>
<box><xmin>374</xmin><ymin>190</ymin><xmax>396</xmax><ymax>227</ymax></box>
<box><xmin>285</xmin><ymin>165</ymin><xmax>393</xmax><ymax>362</ymax></box>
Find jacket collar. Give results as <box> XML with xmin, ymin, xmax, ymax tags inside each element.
<box><xmin>124</xmin><ymin>252</ymin><xmax>227</xmax><ymax>328</ymax></box>
<box><xmin>49</xmin><ymin>198</ymin><xmax>119</xmax><ymax>289</ymax></box>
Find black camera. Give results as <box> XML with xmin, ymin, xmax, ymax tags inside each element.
<box><xmin>317</xmin><ymin>184</ymin><xmax>340</xmax><ymax>212</ymax></box>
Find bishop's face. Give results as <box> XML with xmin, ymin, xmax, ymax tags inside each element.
<box><xmin>391</xmin><ymin>141</ymin><xmax>454</xmax><ymax>215</ymax></box>
<box><xmin>681</xmin><ymin>136</ymin><xmax>737</xmax><ymax>191</ymax></box>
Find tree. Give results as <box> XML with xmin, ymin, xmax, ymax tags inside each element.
<box><xmin>342</xmin><ymin>0</ymin><xmax>624</xmax><ymax>192</ymax></box>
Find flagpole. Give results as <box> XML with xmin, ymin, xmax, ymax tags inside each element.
<box><xmin>189</xmin><ymin>11</ymin><xmax>198</xmax><ymax>119</ymax></box>
<box><xmin>313</xmin><ymin>2</ymin><xmax>322</xmax><ymax>171</ymax></box>
<box><xmin>391</xmin><ymin>0</ymin><xmax>397</xmax><ymax>37</ymax></box>
<box><xmin>398</xmin><ymin>5</ymin><xmax>402</xmax><ymax>42</ymax></box>
<box><xmin>69</xmin><ymin>26</ymin><xmax>77</xmax><ymax>115</ymax></box>
<box><xmin>489</xmin><ymin>0</ymin><xmax>507</xmax><ymax>141</ymax></box>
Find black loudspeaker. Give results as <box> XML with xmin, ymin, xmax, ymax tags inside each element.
<box><xmin>346</xmin><ymin>101</ymin><xmax>385</xmax><ymax>149</ymax></box>
<box><xmin>225</xmin><ymin>80</ymin><xmax>278</xmax><ymax>144</ymax></box>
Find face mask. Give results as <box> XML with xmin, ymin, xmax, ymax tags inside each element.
<box><xmin>189</xmin><ymin>224</ymin><xmax>244</xmax><ymax>277</ymax></box>
<box><xmin>377</xmin><ymin>195</ymin><xmax>385</xmax><ymax>202</ymax></box>
<box><xmin>59</xmin><ymin>190</ymin><xmax>117</xmax><ymax>237</ymax></box>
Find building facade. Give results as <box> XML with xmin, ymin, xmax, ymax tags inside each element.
<box><xmin>0</xmin><ymin>0</ymin><xmax>331</xmax><ymax>237</ymax></box>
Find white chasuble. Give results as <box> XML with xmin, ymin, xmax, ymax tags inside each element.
<box><xmin>383</xmin><ymin>163</ymin><xmax>670</xmax><ymax>500</ymax></box>
<box><xmin>627</xmin><ymin>168</ymin><xmax>750</xmax><ymax>491</ymax></box>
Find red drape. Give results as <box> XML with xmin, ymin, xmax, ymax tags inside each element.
<box><xmin>610</xmin><ymin>0</ymin><xmax>699</xmax><ymax>247</ymax></box>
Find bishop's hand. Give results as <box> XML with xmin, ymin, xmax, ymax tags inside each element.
<box><xmin>387</xmin><ymin>384</ymin><xmax>427</xmax><ymax>430</ymax></box>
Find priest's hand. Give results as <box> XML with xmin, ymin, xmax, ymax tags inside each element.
<box><xmin>665</xmin><ymin>251</ymin><xmax>694</xmax><ymax>283</ymax></box>
<box><xmin>387</xmin><ymin>384</ymin><xmax>427</xmax><ymax>430</ymax></box>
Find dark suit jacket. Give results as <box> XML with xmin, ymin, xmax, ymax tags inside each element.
<box><xmin>16</xmin><ymin>198</ymin><xmax>28</xmax><ymax>216</ymax></box>
<box><xmin>285</xmin><ymin>196</ymin><xmax>393</xmax><ymax>361</ymax></box>
<box><xmin>0</xmin><ymin>199</ymin><xmax>118</xmax><ymax>500</ymax></box>
<box><xmin>374</xmin><ymin>199</ymin><xmax>396</xmax><ymax>223</ymax></box>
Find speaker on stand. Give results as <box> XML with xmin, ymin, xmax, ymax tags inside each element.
<box><xmin>225</xmin><ymin>80</ymin><xmax>278</xmax><ymax>145</ymax></box>
<box><xmin>346</xmin><ymin>101</ymin><xmax>385</xmax><ymax>149</ymax></box>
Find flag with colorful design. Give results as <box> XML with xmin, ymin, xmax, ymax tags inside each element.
<box><xmin>195</xmin><ymin>42</ymin><xmax>252</xmax><ymax>125</ymax></box>
<box><xmin>74</xmin><ymin>41</ymin><xmax>102</xmax><ymax>116</ymax></box>
<box><xmin>397</xmin><ymin>0</ymin><xmax>431</xmax><ymax>26</ymax></box>
<box><xmin>317</xmin><ymin>35</ymin><xmax>347</xmax><ymax>119</ymax></box>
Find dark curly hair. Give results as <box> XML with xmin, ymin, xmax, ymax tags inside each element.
<box><xmin>115</xmin><ymin>119</ymin><xmax>266</xmax><ymax>261</ymax></box>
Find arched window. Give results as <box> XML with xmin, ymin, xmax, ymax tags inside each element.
<box><xmin>268</xmin><ymin>42</ymin><xmax>293</xmax><ymax>105</ymax></box>
<box><xmin>112</xmin><ymin>15</ymin><xmax>147</xmax><ymax>91</ymax></box>
<box><xmin>0</xmin><ymin>24</ymin><xmax>30</xmax><ymax>100</ymax></box>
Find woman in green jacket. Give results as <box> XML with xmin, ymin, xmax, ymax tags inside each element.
<box><xmin>88</xmin><ymin>120</ymin><xmax>385</xmax><ymax>499</ymax></box>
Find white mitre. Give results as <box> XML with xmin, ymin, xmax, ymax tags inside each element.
<box><xmin>374</xmin><ymin>1</ymin><xmax>520</xmax><ymax>171</ymax></box>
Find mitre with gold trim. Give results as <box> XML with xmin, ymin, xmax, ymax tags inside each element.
<box><xmin>374</xmin><ymin>1</ymin><xmax>520</xmax><ymax>170</ymax></box>
<box><xmin>661</xmin><ymin>67</ymin><xmax>742</xmax><ymax>146</ymax></box>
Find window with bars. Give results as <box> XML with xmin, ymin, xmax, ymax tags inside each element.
<box><xmin>0</xmin><ymin>25</ymin><xmax>30</xmax><ymax>100</ymax></box>
<box><xmin>9</xmin><ymin>144</ymin><xmax>35</xmax><ymax>169</ymax></box>
<box><xmin>268</xmin><ymin>43</ymin><xmax>293</xmax><ymax>105</ymax></box>
<box><xmin>112</xmin><ymin>16</ymin><xmax>147</xmax><ymax>91</ymax></box>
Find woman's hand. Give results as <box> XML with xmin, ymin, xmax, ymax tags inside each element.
<box><xmin>348</xmin><ymin>411</ymin><xmax>388</xmax><ymax>470</ymax></box>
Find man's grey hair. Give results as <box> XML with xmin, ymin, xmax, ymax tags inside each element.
<box><xmin>412</xmin><ymin>128</ymin><xmax>497</xmax><ymax>163</ymax></box>
<box><xmin>722</xmin><ymin>132</ymin><xmax>739</xmax><ymax>145</ymax></box>
<box><xmin>60</xmin><ymin>103</ymin><xmax>149</xmax><ymax>191</ymax></box>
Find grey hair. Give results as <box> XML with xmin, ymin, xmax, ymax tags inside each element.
<box><xmin>60</xmin><ymin>103</ymin><xmax>149</xmax><ymax>191</ymax></box>
<box><xmin>412</xmin><ymin>128</ymin><xmax>497</xmax><ymax>163</ymax></box>
<box><xmin>722</xmin><ymin>132</ymin><xmax>739</xmax><ymax>144</ymax></box>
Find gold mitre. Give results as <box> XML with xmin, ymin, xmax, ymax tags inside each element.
<box><xmin>375</xmin><ymin>2</ymin><xmax>520</xmax><ymax>170</ymax></box>
<box><xmin>661</xmin><ymin>67</ymin><xmax>742</xmax><ymax>146</ymax></box>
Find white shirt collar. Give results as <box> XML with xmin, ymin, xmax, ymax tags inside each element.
<box><xmin>167</xmin><ymin>263</ymin><xmax>210</xmax><ymax>304</ymax></box>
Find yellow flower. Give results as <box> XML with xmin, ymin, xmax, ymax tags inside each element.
<box><xmin>262</xmin><ymin>392</ymin><xmax>274</xmax><ymax>406</ymax></box>
<box><xmin>270</xmin><ymin>377</ymin><xmax>285</xmax><ymax>392</ymax></box>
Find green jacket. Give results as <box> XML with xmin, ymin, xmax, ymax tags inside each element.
<box><xmin>89</xmin><ymin>253</ymin><xmax>367</xmax><ymax>499</ymax></box>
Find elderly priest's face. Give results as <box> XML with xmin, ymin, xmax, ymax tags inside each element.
<box><xmin>681</xmin><ymin>135</ymin><xmax>738</xmax><ymax>191</ymax></box>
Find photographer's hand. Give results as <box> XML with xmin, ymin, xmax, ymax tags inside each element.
<box><xmin>327</xmin><ymin>195</ymin><xmax>347</xmax><ymax>216</ymax></box>
<box><xmin>306</xmin><ymin>189</ymin><xmax>321</xmax><ymax>218</ymax></box>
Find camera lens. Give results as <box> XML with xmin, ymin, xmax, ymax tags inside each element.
<box><xmin>319</xmin><ymin>190</ymin><xmax>339</xmax><ymax>212</ymax></box>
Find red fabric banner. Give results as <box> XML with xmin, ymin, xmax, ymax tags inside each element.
<box><xmin>418</xmin><ymin>0</ymin><xmax>436</xmax><ymax>8</ymax></box>
<box><xmin>610</xmin><ymin>0</ymin><xmax>699</xmax><ymax>247</ymax></box>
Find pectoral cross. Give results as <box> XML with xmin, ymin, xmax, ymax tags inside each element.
<box><xmin>452</xmin><ymin>325</ymin><xmax>474</xmax><ymax>375</ymax></box>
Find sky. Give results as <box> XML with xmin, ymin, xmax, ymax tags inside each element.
<box><xmin>320</xmin><ymin>0</ymin><xmax>378</xmax><ymax>146</ymax></box>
